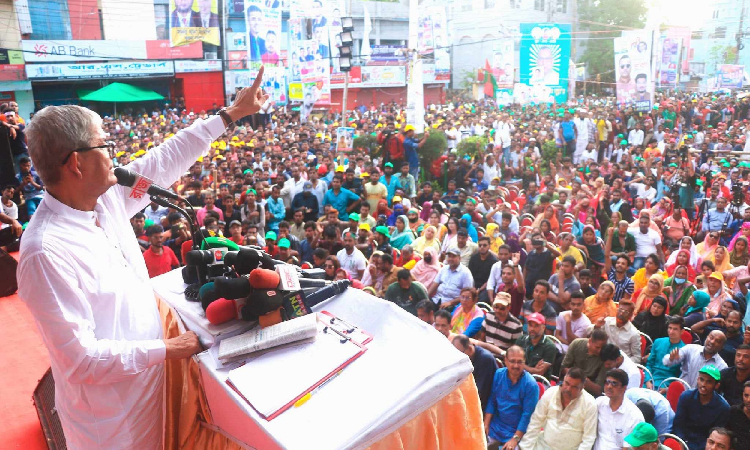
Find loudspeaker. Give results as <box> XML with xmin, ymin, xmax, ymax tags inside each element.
<box><xmin>32</xmin><ymin>368</ymin><xmax>67</xmax><ymax>449</ymax></box>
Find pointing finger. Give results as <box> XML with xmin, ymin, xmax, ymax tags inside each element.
<box><xmin>251</xmin><ymin>65</ymin><xmax>265</xmax><ymax>91</ymax></box>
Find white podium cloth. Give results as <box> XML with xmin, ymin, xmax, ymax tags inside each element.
<box><xmin>151</xmin><ymin>270</ymin><xmax>474</xmax><ymax>450</ymax></box>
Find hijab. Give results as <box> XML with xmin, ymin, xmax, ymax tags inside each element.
<box><xmin>728</xmin><ymin>222</ymin><xmax>750</xmax><ymax>251</ymax></box>
<box><xmin>461</xmin><ymin>213</ymin><xmax>479</xmax><ymax>242</ymax></box>
<box><xmin>666</xmin><ymin>250</ymin><xmax>698</xmax><ymax>281</ymax></box>
<box><xmin>666</xmin><ymin>238</ymin><xmax>701</xmax><ymax>270</ymax></box>
<box><xmin>686</xmin><ymin>290</ymin><xmax>711</xmax><ymax>316</ymax></box>
<box><xmin>376</xmin><ymin>199</ymin><xmax>391</xmax><ymax>218</ymax></box>
<box><xmin>390</xmin><ymin>215</ymin><xmax>415</xmax><ymax>249</ymax></box>
<box><xmin>729</xmin><ymin>236</ymin><xmax>750</xmax><ymax>267</ymax></box>
<box><xmin>412</xmin><ymin>225</ymin><xmax>441</xmax><ymax>254</ymax></box>
<box><xmin>707</xmin><ymin>245</ymin><xmax>733</xmax><ymax>273</ymax></box>
<box><xmin>634</xmin><ymin>273</ymin><xmax>665</xmax><ymax>314</ymax></box>
<box><xmin>387</xmin><ymin>204</ymin><xmax>404</xmax><ymax>227</ymax></box>
<box><xmin>420</xmin><ymin>201</ymin><xmax>433</xmax><ymax>222</ymax></box>
<box><xmin>411</xmin><ymin>247</ymin><xmax>442</xmax><ymax>287</ymax></box>
<box><xmin>634</xmin><ymin>295</ymin><xmax>670</xmax><ymax>342</ymax></box>
<box><xmin>485</xmin><ymin>222</ymin><xmax>505</xmax><ymax>255</ymax></box>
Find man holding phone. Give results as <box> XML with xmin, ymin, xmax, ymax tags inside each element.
<box><xmin>523</xmin><ymin>232</ymin><xmax>560</xmax><ymax>299</ymax></box>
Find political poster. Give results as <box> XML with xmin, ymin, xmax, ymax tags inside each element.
<box><xmin>657</xmin><ymin>36</ymin><xmax>681</xmax><ymax>87</ymax></box>
<box><xmin>245</xmin><ymin>0</ymin><xmax>282</xmax><ymax>69</ymax></box>
<box><xmin>614</xmin><ymin>30</ymin><xmax>654</xmax><ymax>112</ymax></box>
<box><xmin>336</xmin><ymin>127</ymin><xmax>355</xmax><ymax>153</ymax></box>
<box><xmin>492</xmin><ymin>38</ymin><xmax>514</xmax><ymax>88</ymax></box>
<box><xmin>519</xmin><ymin>23</ymin><xmax>571</xmax><ymax>103</ymax></box>
<box><xmin>512</xmin><ymin>83</ymin><xmax>554</xmax><ymax>105</ymax></box>
<box><xmin>288</xmin><ymin>0</ymin><xmax>332</xmax><ymax>104</ymax></box>
<box><xmin>495</xmin><ymin>89</ymin><xmax>513</xmax><ymax>106</ymax></box>
<box><xmin>717</xmin><ymin>64</ymin><xmax>744</xmax><ymax>89</ymax></box>
<box><xmin>169</xmin><ymin>0</ymin><xmax>220</xmax><ymax>47</ymax></box>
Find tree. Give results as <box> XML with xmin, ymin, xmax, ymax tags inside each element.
<box><xmin>578</xmin><ymin>0</ymin><xmax>646</xmax><ymax>84</ymax></box>
<box><xmin>709</xmin><ymin>44</ymin><xmax>737</xmax><ymax>70</ymax></box>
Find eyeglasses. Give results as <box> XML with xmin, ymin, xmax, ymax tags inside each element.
<box><xmin>61</xmin><ymin>141</ymin><xmax>116</xmax><ymax>165</ymax></box>
<box><xmin>604</xmin><ymin>379</ymin><xmax>621</xmax><ymax>387</ymax></box>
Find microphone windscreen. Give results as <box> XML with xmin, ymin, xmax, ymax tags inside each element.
<box><xmin>243</xmin><ymin>289</ymin><xmax>285</xmax><ymax>318</ymax></box>
<box><xmin>249</xmin><ymin>268</ymin><xmax>280</xmax><ymax>290</ymax></box>
<box><xmin>225</xmin><ymin>248</ymin><xmax>260</xmax><ymax>274</ymax></box>
<box><xmin>113</xmin><ymin>167</ymin><xmax>136</xmax><ymax>187</ymax></box>
<box><xmin>182</xmin><ymin>265</ymin><xmax>198</xmax><ymax>284</ymax></box>
<box><xmin>214</xmin><ymin>277</ymin><xmax>252</xmax><ymax>299</ymax></box>
<box><xmin>199</xmin><ymin>282</ymin><xmax>219</xmax><ymax>311</ymax></box>
<box><xmin>206</xmin><ymin>298</ymin><xmax>239</xmax><ymax>325</ymax></box>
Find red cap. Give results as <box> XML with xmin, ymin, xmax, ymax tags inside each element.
<box><xmin>527</xmin><ymin>312</ymin><xmax>546</xmax><ymax>325</ymax></box>
<box><xmin>318</xmin><ymin>164</ymin><xmax>328</xmax><ymax>175</ymax></box>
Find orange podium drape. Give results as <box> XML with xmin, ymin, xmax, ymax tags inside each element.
<box><xmin>156</xmin><ymin>296</ymin><xmax>486</xmax><ymax>450</ymax></box>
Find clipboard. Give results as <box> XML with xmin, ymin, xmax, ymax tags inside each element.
<box><xmin>225</xmin><ymin>313</ymin><xmax>369</xmax><ymax>421</ymax></box>
<box><xmin>319</xmin><ymin>310</ymin><xmax>373</xmax><ymax>346</ymax></box>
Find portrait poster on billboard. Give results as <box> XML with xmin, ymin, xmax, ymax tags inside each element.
<box><xmin>244</xmin><ymin>0</ymin><xmax>282</xmax><ymax>69</ymax></box>
<box><xmin>614</xmin><ymin>30</ymin><xmax>654</xmax><ymax>112</ymax></box>
<box><xmin>519</xmin><ymin>23</ymin><xmax>571</xmax><ymax>103</ymax></box>
<box><xmin>170</xmin><ymin>0</ymin><xmax>220</xmax><ymax>46</ymax></box>
<box><xmin>492</xmin><ymin>39</ymin><xmax>514</xmax><ymax>88</ymax></box>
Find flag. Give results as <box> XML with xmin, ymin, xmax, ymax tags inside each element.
<box><xmin>361</xmin><ymin>5</ymin><xmax>372</xmax><ymax>61</ymax></box>
<box><xmin>483</xmin><ymin>60</ymin><xmax>498</xmax><ymax>97</ymax></box>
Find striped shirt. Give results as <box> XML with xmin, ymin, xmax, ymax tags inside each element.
<box><xmin>608</xmin><ymin>268</ymin><xmax>635</xmax><ymax>302</ymax></box>
<box><xmin>481</xmin><ymin>313</ymin><xmax>524</xmax><ymax>351</ymax></box>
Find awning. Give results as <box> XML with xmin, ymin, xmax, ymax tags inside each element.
<box><xmin>79</xmin><ymin>82</ymin><xmax>164</xmax><ymax>102</ymax></box>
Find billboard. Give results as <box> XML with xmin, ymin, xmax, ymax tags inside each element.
<box><xmin>288</xmin><ymin>0</ymin><xmax>333</xmax><ymax>104</ymax></box>
<box><xmin>717</xmin><ymin>65</ymin><xmax>744</xmax><ymax>89</ymax></box>
<box><xmin>245</xmin><ymin>0</ymin><xmax>282</xmax><ymax>69</ymax></box>
<box><xmin>417</xmin><ymin>6</ymin><xmax>448</xmax><ymax>77</ymax></box>
<box><xmin>519</xmin><ymin>23</ymin><xmax>571</xmax><ymax>103</ymax></box>
<box><xmin>169</xmin><ymin>0</ymin><xmax>220</xmax><ymax>47</ymax></box>
<box><xmin>26</xmin><ymin>61</ymin><xmax>174</xmax><ymax>80</ymax></box>
<box><xmin>657</xmin><ymin>36</ymin><xmax>681</xmax><ymax>87</ymax></box>
<box><xmin>614</xmin><ymin>30</ymin><xmax>653</xmax><ymax>112</ymax></box>
<box><xmin>226</xmin><ymin>68</ymin><xmax>287</xmax><ymax>105</ymax></box>
<box><xmin>492</xmin><ymin>38</ymin><xmax>514</xmax><ymax>88</ymax></box>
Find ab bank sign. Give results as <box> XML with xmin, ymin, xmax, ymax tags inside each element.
<box><xmin>21</xmin><ymin>40</ymin><xmax>149</xmax><ymax>62</ymax></box>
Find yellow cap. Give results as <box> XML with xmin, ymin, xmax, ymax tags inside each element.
<box><xmin>335</xmin><ymin>165</ymin><xmax>345</xmax><ymax>173</ymax></box>
<box><xmin>404</xmin><ymin>125</ymin><xmax>415</xmax><ymax>132</ymax></box>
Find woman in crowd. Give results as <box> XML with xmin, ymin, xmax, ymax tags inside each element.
<box><xmin>632</xmin><ymin>274</ymin><xmax>666</xmax><ymax>314</ymax></box>
<box><xmin>484</xmin><ymin>223</ymin><xmax>505</xmax><ymax>255</ymax></box>
<box><xmin>460</xmin><ymin>213</ymin><xmax>479</xmax><ymax>242</ymax></box>
<box><xmin>583</xmin><ymin>280</ymin><xmax>618</xmax><ymax>323</ymax></box>
<box><xmin>666</xmin><ymin>236</ymin><xmax>701</xmax><ymax>271</ymax></box>
<box><xmin>324</xmin><ymin>255</ymin><xmax>340</xmax><ymax>281</ymax></box>
<box><xmin>450</xmin><ymin>287</ymin><xmax>485</xmax><ymax>338</ymax></box>
<box><xmin>575</xmin><ymin>225</ymin><xmax>605</xmax><ymax>269</ymax></box>
<box><xmin>632</xmin><ymin>295</ymin><xmax>670</xmax><ymax>343</ymax></box>
<box><xmin>705</xmin><ymin>272</ymin><xmax>733</xmax><ymax>314</ymax></box>
<box><xmin>663</xmin><ymin>265</ymin><xmax>696</xmax><ymax>314</ymax></box>
<box><xmin>729</xmin><ymin>236</ymin><xmax>750</xmax><ymax>267</ymax></box>
<box><xmin>532</xmin><ymin>205</ymin><xmax>560</xmax><ymax>234</ymax></box>
<box><xmin>728</xmin><ymin>222</ymin><xmax>750</xmax><ymax>251</ymax></box>
<box><xmin>411</xmin><ymin>247</ymin><xmax>442</xmax><ymax>288</ymax></box>
<box><xmin>406</xmin><ymin>208</ymin><xmax>425</xmax><ymax>235</ymax></box>
<box><xmin>696</xmin><ymin>231</ymin><xmax>721</xmax><ymax>261</ymax></box>
<box><xmin>708</xmin><ymin>246</ymin><xmax>733</xmax><ymax>274</ymax></box>
<box><xmin>682</xmin><ymin>290</ymin><xmax>711</xmax><ymax>328</ymax></box>
<box><xmin>665</xmin><ymin>250</ymin><xmax>698</xmax><ymax>281</ymax></box>
<box><xmin>440</xmin><ymin>217</ymin><xmax>461</xmax><ymax>257</ymax></box>
<box><xmin>360</xmin><ymin>251</ymin><xmax>383</xmax><ymax>287</ymax></box>
<box><xmin>390</xmin><ymin>215</ymin><xmax>415</xmax><ymax>250</ymax></box>
<box><xmin>412</xmin><ymin>225</ymin><xmax>441</xmax><ymax>255</ymax></box>
<box><xmin>632</xmin><ymin>254</ymin><xmax>664</xmax><ymax>291</ymax></box>
<box><xmin>387</xmin><ymin>204</ymin><xmax>405</xmax><ymax>227</ymax></box>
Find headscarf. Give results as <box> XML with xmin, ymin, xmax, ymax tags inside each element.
<box><xmin>707</xmin><ymin>245</ymin><xmax>733</xmax><ymax>273</ymax></box>
<box><xmin>411</xmin><ymin>247</ymin><xmax>442</xmax><ymax>287</ymax></box>
<box><xmin>729</xmin><ymin>236</ymin><xmax>750</xmax><ymax>267</ymax></box>
<box><xmin>485</xmin><ymin>222</ymin><xmax>505</xmax><ymax>255</ymax></box>
<box><xmin>412</xmin><ymin>225</ymin><xmax>441</xmax><ymax>255</ymax></box>
<box><xmin>666</xmin><ymin>250</ymin><xmax>698</xmax><ymax>281</ymax></box>
<box><xmin>634</xmin><ymin>295</ymin><xmax>670</xmax><ymax>342</ymax></box>
<box><xmin>666</xmin><ymin>237</ymin><xmax>701</xmax><ymax>270</ymax></box>
<box><xmin>460</xmin><ymin>213</ymin><xmax>479</xmax><ymax>242</ymax></box>
<box><xmin>728</xmin><ymin>222</ymin><xmax>750</xmax><ymax>251</ymax></box>
<box><xmin>376</xmin><ymin>199</ymin><xmax>391</xmax><ymax>218</ymax></box>
<box><xmin>696</xmin><ymin>236</ymin><xmax>720</xmax><ymax>262</ymax></box>
<box><xmin>532</xmin><ymin>206</ymin><xmax>560</xmax><ymax>233</ymax></box>
<box><xmin>665</xmin><ymin>266</ymin><xmax>695</xmax><ymax>313</ymax></box>
<box><xmin>387</xmin><ymin>204</ymin><xmax>404</xmax><ymax>227</ymax></box>
<box><xmin>420</xmin><ymin>201</ymin><xmax>433</xmax><ymax>222</ymax></box>
<box><xmin>390</xmin><ymin>215</ymin><xmax>415</xmax><ymax>250</ymax></box>
<box><xmin>686</xmin><ymin>290</ymin><xmax>710</xmax><ymax>316</ymax></box>
<box><xmin>634</xmin><ymin>273</ymin><xmax>665</xmax><ymax>314</ymax></box>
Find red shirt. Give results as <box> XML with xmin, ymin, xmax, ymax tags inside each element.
<box><xmin>143</xmin><ymin>246</ymin><xmax>179</xmax><ymax>278</ymax></box>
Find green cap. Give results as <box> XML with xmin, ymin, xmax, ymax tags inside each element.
<box><xmin>375</xmin><ymin>225</ymin><xmax>391</xmax><ymax>238</ymax></box>
<box><xmin>722</xmin><ymin>162</ymin><xmax>731</xmax><ymax>168</ymax></box>
<box><xmin>200</xmin><ymin>236</ymin><xmax>241</xmax><ymax>251</ymax></box>
<box><xmin>699</xmin><ymin>364</ymin><xmax>721</xmax><ymax>381</ymax></box>
<box><xmin>384</xmin><ymin>162</ymin><xmax>394</xmax><ymax>168</ymax></box>
<box><xmin>624</xmin><ymin>423</ymin><xmax>658</xmax><ymax>447</ymax></box>
<box><xmin>696</xmin><ymin>180</ymin><xmax>704</xmax><ymax>186</ymax></box>
<box><xmin>568</xmin><ymin>109</ymin><xmax>575</xmax><ymax>113</ymax></box>
<box><xmin>144</xmin><ymin>219</ymin><xmax>155</xmax><ymax>228</ymax></box>
<box><xmin>620</xmin><ymin>139</ymin><xmax>628</xmax><ymax>145</ymax></box>
<box><xmin>557</xmin><ymin>113</ymin><xmax>564</xmax><ymax>117</ymax></box>
<box><xmin>243</xmin><ymin>168</ymin><xmax>253</xmax><ymax>175</ymax></box>
<box><xmin>246</xmin><ymin>188</ymin><xmax>256</xmax><ymax>196</ymax></box>
<box><xmin>687</xmin><ymin>134</ymin><xmax>693</xmax><ymax>138</ymax></box>
<box><xmin>669</xmin><ymin>163</ymin><xmax>678</xmax><ymax>167</ymax></box>
<box><xmin>349</xmin><ymin>212</ymin><xmax>360</xmax><ymax>221</ymax></box>
<box><xmin>653</xmin><ymin>105</ymin><xmax>659</xmax><ymax>110</ymax></box>
<box><xmin>265</xmin><ymin>231</ymin><xmax>277</xmax><ymax>240</ymax></box>
<box><xmin>617</xmin><ymin>134</ymin><xmax>624</xmax><ymax>138</ymax></box>
<box><xmin>277</xmin><ymin>238</ymin><xmax>291</xmax><ymax>248</ymax></box>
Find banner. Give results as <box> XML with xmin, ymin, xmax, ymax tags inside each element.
<box><xmin>0</xmin><ymin>65</ymin><xmax>26</xmax><ymax>82</ymax></box>
<box><xmin>288</xmin><ymin>0</ymin><xmax>332</xmax><ymax>104</ymax></box>
<box><xmin>519</xmin><ymin>23</ymin><xmax>571</xmax><ymax>103</ymax></box>
<box><xmin>170</xmin><ymin>0</ymin><xmax>220</xmax><ymax>47</ymax></box>
<box><xmin>226</xmin><ymin>68</ymin><xmax>287</xmax><ymax>104</ymax></box>
<box><xmin>26</xmin><ymin>61</ymin><xmax>174</xmax><ymax>80</ymax></box>
<box><xmin>336</xmin><ymin>127</ymin><xmax>355</xmax><ymax>153</ymax></box>
<box><xmin>245</xmin><ymin>0</ymin><xmax>282</xmax><ymax>69</ymax></box>
<box><xmin>657</xmin><ymin>36</ymin><xmax>681</xmax><ymax>87</ymax></box>
<box><xmin>0</xmin><ymin>49</ymin><xmax>24</xmax><ymax>65</ymax></box>
<box><xmin>614</xmin><ymin>30</ymin><xmax>654</xmax><ymax>112</ymax></box>
<box><xmin>174</xmin><ymin>60</ymin><xmax>222</xmax><ymax>72</ymax></box>
<box><xmin>370</xmin><ymin>45</ymin><xmax>407</xmax><ymax>64</ymax></box>
<box><xmin>513</xmin><ymin>83</ymin><xmax>554</xmax><ymax>104</ymax></box>
<box><xmin>496</xmin><ymin>89</ymin><xmax>513</xmax><ymax>106</ymax></box>
<box><xmin>717</xmin><ymin>64</ymin><xmax>744</xmax><ymax>89</ymax></box>
<box><xmin>492</xmin><ymin>38</ymin><xmax>514</xmax><ymax>88</ymax></box>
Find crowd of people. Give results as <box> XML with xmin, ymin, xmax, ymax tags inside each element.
<box><xmin>4</xmin><ymin>90</ymin><xmax>750</xmax><ymax>450</ymax></box>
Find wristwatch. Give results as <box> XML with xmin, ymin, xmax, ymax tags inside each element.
<box><xmin>217</xmin><ymin>108</ymin><xmax>235</xmax><ymax>131</ymax></box>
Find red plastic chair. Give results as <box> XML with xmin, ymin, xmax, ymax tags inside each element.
<box><xmin>639</xmin><ymin>332</ymin><xmax>653</xmax><ymax>359</ymax></box>
<box><xmin>536</xmin><ymin>381</ymin><xmax>546</xmax><ymax>399</ymax></box>
<box><xmin>660</xmin><ymin>378</ymin><xmax>690</xmax><ymax>412</ymax></box>
<box><xmin>660</xmin><ymin>434</ymin><xmax>689</xmax><ymax>450</ymax></box>
<box><xmin>681</xmin><ymin>328</ymin><xmax>699</xmax><ymax>345</ymax></box>
<box><xmin>520</xmin><ymin>214</ymin><xmax>535</xmax><ymax>227</ymax></box>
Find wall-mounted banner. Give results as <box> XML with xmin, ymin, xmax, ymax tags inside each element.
<box><xmin>519</xmin><ymin>23</ymin><xmax>571</xmax><ymax>103</ymax></box>
<box><xmin>717</xmin><ymin>64</ymin><xmax>744</xmax><ymax>89</ymax></box>
<box><xmin>492</xmin><ymin>39</ymin><xmax>514</xmax><ymax>88</ymax></box>
<box><xmin>245</xmin><ymin>0</ymin><xmax>282</xmax><ymax>69</ymax></box>
<box><xmin>26</xmin><ymin>61</ymin><xmax>175</xmax><ymax>80</ymax></box>
<box><xmin>169</xmin><ymin>0</ymin><xmax>221</xmax><ymax>47</ymax></box>
<box><xmin>174</xmin><ymin>60</ymin><xmax>223</xmax><ymax>72</ymax></box>
<box><xmin>614</xmin><ymin>29</ymin><xmax>654</xmax><ymax>112</ymax></box>
<box><xmin>657</xmin><ymin>36</ymin><xmax>681</xmax><ymax>87</ymax></box>
<box><xmin>0</xmin><ymin>49</ymin><xmax>24</xmax><ymax>65</ymax></box>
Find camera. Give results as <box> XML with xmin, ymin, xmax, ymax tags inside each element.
<box><xmin>732</xmin><ymin>183</ymin><xmax>746</xmax><ymax>207</ymax></box>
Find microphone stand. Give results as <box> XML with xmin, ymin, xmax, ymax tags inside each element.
<box><xmin>149</xmin><ymin>195</ymin><xmax>202</xmax><ymax>250</ymax></box>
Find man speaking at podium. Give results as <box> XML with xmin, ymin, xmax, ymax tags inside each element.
<box><xmin>17</xmin><ymin>68</ymin><xmax>268</xmax><ymax>449</ymax></box>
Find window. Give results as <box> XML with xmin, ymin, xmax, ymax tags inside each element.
<box><xmin>691</xmin><ymin>30</ymin><xmax>703</xmax><ymax>40</ymax></box>
<box><xmin>485</xmin><ymin>0</ymin><xmax>496</xmax><ymax>8</ymax></box>
<box><xmin>27</xmin><ymin>0</ymin><xmax>72</xmax><ymax>40</ymax></box>
<box><xmin>714</xmin><ymin>26</ymin><xmax>726</xmax><ymax>39</ymax></box>
<box><xmin>557</xmin><ymin>0</ymin><xmax>567</xmax><ymax>12</ymax></box>
<box><xmin>534</xmin><ymin>0</ymin><xmax>545</xmax><ymax>10</ymax></box>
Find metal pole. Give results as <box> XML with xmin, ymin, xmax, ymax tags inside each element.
<box><xmin>738</xmin><ymin>0</ymin><xmax>746</xmax><ymax>63</ymax></box>
<box><xmin>341</xmin><ymin>0</ymin><xmax>353</xmax><ymax>121</ymax></box>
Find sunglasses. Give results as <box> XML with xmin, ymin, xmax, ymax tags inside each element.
<box><xmin>61</xmin><ymin>141</ymin><xmax>116</xmax><ymax>165</ymax></box>
<box><xmin>325</xmin><ymin>264</ymin><xmax>335</xmax><ymax>269</ymax></box>
<box><xmin>604</xmin><ymin>379</ymin><xmax>621</xmax><ymax>387</ymax></box>
<box><xmin>620</xmin><ymin>64</ymin><xmax>631</xmax><ymax>69</ymax></box>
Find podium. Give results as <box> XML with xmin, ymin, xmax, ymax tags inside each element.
<box><xmin>152</xmin><ymin>269</ymin><xmax>486</xmax><ymax>449</ymax></box>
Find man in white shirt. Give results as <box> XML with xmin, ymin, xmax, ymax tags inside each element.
<box><xmin>336</xmin><ymin>232</ymin><xmax>367</xmax><ymax>280</ymax></box>
<box><xmin>520</xmin><ymin>367</ymin><xmax>598</xmax><ymax>450</ymax></box>
<box><xmin>600</xmin><ymin>343</ymin><xmax>642</xmax><ymax>390</ymax></box>
<box><xmin>554</xmin><ymin>292</ymin><xmax>591</xmax><ymax>351</ymax></box>
<box><xmin>593</xmin><ymin>368</ymin><xmax>644</xmax><ymax>450</ymax></box>
<box><xmin>628</xmin><ymin>215</ymin><xmax>664</xmax><ymax>270</ymax></box>
<box><xmin>628</xmin><ymin>123</ymin><xmax>645</xmax><ymax>147</ymax></box>
<box><xmin>17</xmin><ymin>69</ymin><xmax>269</xmax><ymax>450</ymax></box>
<box><xmin>494</xmin><ymin>114</ymin><xmax>514</xmax><ymax>165</ymax></box>
<box><xmin>573</xmin><ymin>109</ymin><xmax>594</xmax><ymax>164</ymax></box>
<box><xmin>590</xmin><ymin>301</ymin><xmax>643</xmax><ymax>363</ymax></box>
<box><xmin>482</xmin><ymin>154</ymin><xmax>500</xmax><ymax>186</ymax></box>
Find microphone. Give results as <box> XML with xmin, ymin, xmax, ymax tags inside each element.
<box><xmin>114</xmin><ymin>167</ymin><xmax>180</xmax><ymax>201</ymax></box>
<box><xmin>205</xmin><ymin>290</ymin><xmax>285</xmax><ymax>325</ymax></box>
<box><xmin>224</xmin><ymin>248</ymin><xmax>276</xmax><ymax>274</ymax></box>
<box><xmin>249</xmin><ymin>268</ymin><xmax>281</xmax><ymax>289</ymax></box>
<box><xmin>303</xmin><ymin>280</ymin><xmax>350</xmax><ymax>310</ymax></box>
<box><xmin>212</xmin><ymin>269</ymin><xmax>280</xmax><ymax>299</ymax></box>
<box><xmin>199</xmin><ymin>282</ymin><xmax>221</xmax><ymax>311</ymax></box>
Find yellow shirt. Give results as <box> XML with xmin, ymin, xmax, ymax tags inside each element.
<box><xmin>558</xmin><ymin>246</ymin><xmax>584</xmax><ymax>265</ymax></box>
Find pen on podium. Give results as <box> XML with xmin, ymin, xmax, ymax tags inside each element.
<box><xmin>294</xmin><ymin>370</ymin><xmax>343</xmax><ymax>408</ymax></box>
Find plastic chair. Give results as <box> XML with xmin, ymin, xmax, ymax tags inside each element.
<box><xmin>532</xmin><ymin>373</ymin><xmax>552</xmax><ymax>388</ymax></box>
<box><xmin>477</xmin><ymin>302</ymin><xmax>493</xmax><ymax>314</ymax></box>
<box><xmin>658</xmin><ymin>377</ymin><xmax>691</xmax><ymax>412</ymax></box>
<box><xmin>546</xmin><ymin>335</ymin><xmax>566</xmax><ymax>355</ymax></box>
<box><xmin>635</xmin><ymin>364</ymin><xmax>654</xmax><ymax>389</ymax></box>
<box><xmin>660</xmin><ymin>434</ymin><xmax>689</xmax><ymax>450</ymax></box>
<box><xmin>520</xmin><ymin>214</ymin><xmax>535</xmax><ymax>227</ymax></box>
<box><xmin>681</xmin><ymin>327</ymin><xmax>700</xmax><ymax>345</ymax></box>
<box><xmin>639</xmin><ymin>332</ymin><xmax>653</xmax><ymax>359</ymax></box>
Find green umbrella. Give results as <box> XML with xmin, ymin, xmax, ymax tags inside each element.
<box><xmin>80</xmin><ymin>82</ymin><xmax>164</xmax><ymax>116</ymax></box>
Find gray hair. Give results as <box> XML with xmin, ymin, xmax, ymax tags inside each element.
<box><xmin>26</xmin><ymin>105</ymin><xmax>102</xmax><ymax>186</ymax></box>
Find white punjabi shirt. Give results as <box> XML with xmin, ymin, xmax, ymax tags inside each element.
<box><xmin>18</xmin><ymin>115</ymin><xmax>226</xmax><ymax>450</ymax></box>
<box><xmin>592</xmin><ymin>395</ymin><xmax>644</xmax><ymax>450</ymax></box>
<box><xmin>519</xmin><ymin>385</ymin><xmax>598</xmax><ymax>450</ymax></box>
